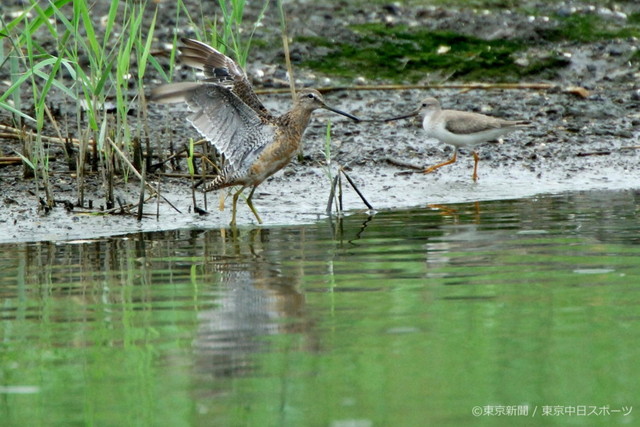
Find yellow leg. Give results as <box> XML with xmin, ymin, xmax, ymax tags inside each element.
<box><xmin>219</xmin><ymin>191</ymin><xmax>226</xmax><ymax>211</ymax></box>
<box><xmin>230</xmin><ymin>186</ymin><xmax>245</xmax><ymax>227</ymax></box>
<box><xmin>245</xmin><ymin>187</ymin><xmax>263</xmax><ymax>224</ymax></box>
<box><xmin>472</xmin><ymin>151</ymin><xmax>480</xmax><ymax>182</ymax></box>
<box><xmin>424</xmin><ymin>149</ymin><xmax>458</xmax><ymax>175</ymax></box>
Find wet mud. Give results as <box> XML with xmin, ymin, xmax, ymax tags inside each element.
<box><xmin>1</xmin><ymin>1</ymin><xmax>639</xmax><ymax>243</ymax></box>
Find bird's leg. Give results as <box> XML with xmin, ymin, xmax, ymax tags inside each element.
<box><xmin>424</xmin><ymin>148</ymin><xmax>458</xmax><ymax>174</ymax></box>
<box><xmin>472</xmin><ymin>151</ymin><xmax>480</xmax><ymax>182</ymax></box>
<box><xmin>245</xmin><ymin>186</ymin><xmax>263</xmax><ymax>224</ymax></box>
<box><xmin>230</xmin><ymin>186</ymin><xmax>246</xmax><ymax>227</ymax></box>
<box><xmin>219</xmin><ymin>191</ymin><xmax>226</xmax><ymax>211</ymax></box>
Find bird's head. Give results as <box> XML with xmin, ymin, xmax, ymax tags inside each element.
<box><xmin>295</xmin><ymin>89</ymin><xmax>360</xmax><ymax>121</ymax></box>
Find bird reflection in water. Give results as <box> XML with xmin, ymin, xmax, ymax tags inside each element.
<box><xmin>193</xmin><ymin>228</ymin><xmax>310</xmax><ymax>380</ymax></box>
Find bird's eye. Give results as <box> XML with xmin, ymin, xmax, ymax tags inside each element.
<box><xmin>422</xmin><ymin>103</ymin><xmax>428</xmax><ymax>107</ymax></box>
<box><xmin>307</xmin><ymin>93</ymin><xmax>315</xmax><ymax>99</ymax></box>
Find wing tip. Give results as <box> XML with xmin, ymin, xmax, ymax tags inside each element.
<box><xmin>149</xmin><ymin>82</ymin><xmax>202</xmax><ymax>103</ymax></box>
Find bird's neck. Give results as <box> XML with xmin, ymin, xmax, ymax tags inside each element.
<box><xmin>279</xmin><ymin>108</ymin><xmax>313</xmax><ymax>141</ymax></box>
<box><xmin>422</xmin><ymin>109</ymin><xmax>441</xmax><ymax>130</ymax></box>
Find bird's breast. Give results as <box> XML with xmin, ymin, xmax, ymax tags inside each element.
<box><xmin>248</xmin><ymin>133</ymin><xmax>301</xmax><ymax>184</ymax></box>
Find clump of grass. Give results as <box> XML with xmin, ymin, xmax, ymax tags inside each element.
<box><xmin>0</xmin><ymin>0</ymin><xmax>166</xmax><ymax>213</ymax></box>
<box><xmin>0</xmin><ymin>0</ymin><xmax>287</xmax><ymax>222</ymax></box>
<box><xmin>215</xmin><ymin>0</ymin><xmax>270</xmax><ymax>68</ymax></box>
<box><xmin>177</xmin><ymin>0</ymin><xmax>269</xmax><ymax>70</ymax></box>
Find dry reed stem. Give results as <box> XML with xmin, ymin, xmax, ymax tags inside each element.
<box><xmin>107</xmin><ymin>138</ymin><xmax>182</xmax><ymax>213</ymax></box>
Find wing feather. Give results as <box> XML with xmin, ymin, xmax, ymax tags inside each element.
<box><xmin>179</xmin><ymin>38</ymin><xmax>272</xmax><ymax>119</ymax></box>
<box><xmin>151</xmin><ymin>82</ymin><xmax>275</xmax><ymax>175</ymax></box>
<box><xmin>442</xmin><ymin>110</ymin><xmax>520</xmax><ymax>135</ymax></box>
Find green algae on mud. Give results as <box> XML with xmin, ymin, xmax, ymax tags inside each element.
<box><xmin>298</xmin><ymin>9</ymin><xmax>640</xmax><ymax>83</ymax></box>
<box><xmin>542</xmin><ymin>13</ymin><xmax>640</xmax><ymax>42</ymax></box>
<box><xmin>300</xmin><ymin>23</ymin><xmax>546</xmax><ymax>83</ymax></box>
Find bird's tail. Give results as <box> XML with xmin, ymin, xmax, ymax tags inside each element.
<box><xmin>202</xmin><ymin>174</ymin><xmax>230</xmax><ymax>193</ymax></box>
<box><xmin>179</xmin><ymin>38</ymin><xmax>239</xmax><ymax>84</ymax></box>
<box><xmin>180</xmin><ymin>38</ymin><xmax>228</xmax><ymax>71</ymax></box>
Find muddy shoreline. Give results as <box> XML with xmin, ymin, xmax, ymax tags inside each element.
<box><xmin>1</xmin><ymin>1</ymin><xmax>639</xmax><ymax>243</ymax></box>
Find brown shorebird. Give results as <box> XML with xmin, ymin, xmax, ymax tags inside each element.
<box><xmin>151</xmin><ymin>38</ymin><xmax>359</xmax><ymax>226</ymax></box>
<box><xmin>386</xmin><ymin>97</ymin><xmax>529</xmax><ymax>182</ymax></box>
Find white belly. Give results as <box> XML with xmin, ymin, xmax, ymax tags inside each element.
<box><xmin>426</xmin><ymin>124</ymin><xmax>512</xmax><ymax>149</ymax></box>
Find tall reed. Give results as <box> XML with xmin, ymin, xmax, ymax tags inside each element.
<box><xmin>0</xmin><ymin>0</ymin><xmax>282</xmax><ymax>218</ymax></box>
<box><xmin>0</xmin><ymin>0</ymin><xmax>163</xmax><ymax>210</ymax></box>
<box><xmin>215</xmin><ymin>0</ymin><xmax>270</xmax><ymax>68</ymax></box>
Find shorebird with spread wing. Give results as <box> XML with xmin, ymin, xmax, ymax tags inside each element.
<box><xmin>151</xmin><ymin>38</ymin><xmax>360</xmax><ymax>226</ymax></box>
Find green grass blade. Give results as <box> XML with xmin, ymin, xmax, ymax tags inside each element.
<box><xmin>0</xmin><ymin>101</ymin><xmax>35</xmax><ymax>122</ymax></box>
<box><xmin>146</xmin><ymin>55</ymin><xmax>170</xmax><ymax>82</ymax></box>
<box><xmin>29</xmin><ymin>1</ymin><xmax>59</xmax><ymax>41</ymax></box>
<box><xmin>13</xmin><ymin>151</ymin><xmax>36</xmax><ymax>170</ymax></box>
<box><xmin>0</xmin><ymin>7</ymin><xmax>34</xmax><ymax>39</ymax></box>
<box><xmin>102</xmin><ymin>0</ymin><xmax>120</xmax><ymax>51</ymax></box>
<box><xmin>1</xmin><ymin>0</ymin><xmax>72</xmax><ymax>44</ymax></box>
<box><xmin>187</xmin><ymin>139</ymin><xmax>195</xmax><ymax>176</ymax></box>
<box><xmin>0</xmin><ymin>71</ymin><xmax>33</xmax><ymax>103</ymax></box>
<box><xmin>39</xmin><ymin>56</ymin><xmax>63</xmax><ymax>100</ymax></box>
<box><xmin>138</xmin><ymin>6</ymin><xmax>158</xmax><ymax>80</ymax></box>
<box><xmin>77</xmin><ymin>0</ymin><xmax>101</xmax><ymax>65</ymax></box>
<box><xmin>0</xmin><ymin>56</ymin><xmax>77</xmax><ymax>103</ymax></box>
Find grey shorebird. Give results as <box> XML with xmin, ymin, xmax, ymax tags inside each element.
<box><xmin>386</xmin><ymin>97</ymin><xmax>529</xmax><ymax>182</ymax></box>
<box><xmin>151</xmin><ymin>38</ymin><xmax>360</xmax><ymax>226</ymax></box>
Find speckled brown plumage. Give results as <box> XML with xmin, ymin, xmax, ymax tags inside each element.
<box><xmin>150</xmin><ymin>39</ymin><xmax>360</xmax><ymax>226</ymax></box>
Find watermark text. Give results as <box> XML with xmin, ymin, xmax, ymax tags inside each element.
<box><xmin>472</xmin><ymin>405</ymin><xmax>632</xmax><ymax>417</ymax></box>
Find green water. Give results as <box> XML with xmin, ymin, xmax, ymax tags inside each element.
<box><xmin>1</xmin><ymin>191</ymin><xmax>639</xmax><ymax>426</ymax></box>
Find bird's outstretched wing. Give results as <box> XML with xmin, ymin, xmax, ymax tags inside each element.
<box><xmin>443</xmin><ymin>111</ymin><xmax>522</xmax><ymax>135</ymax></box>
<box><xmin>150</xmin><ymin>82</ymin><xmax>275</xmax><ymax>176</ymax></box>
<box><xmin>179</xmin><ymin>38</ymin><xmax>273</xmax><ymax>120</ymax></box>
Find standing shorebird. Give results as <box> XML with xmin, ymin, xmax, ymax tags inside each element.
<box><xmin>150</xmin><ymin>38</ymin><xmax>360</xmax><ymax>226</ymax></box>
<box><xmin>386</xmin><ymin>97</ymin><xmax>529</xmax><ymax>182</ymax></box>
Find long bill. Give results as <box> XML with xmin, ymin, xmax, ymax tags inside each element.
<box><xmin>323</xmin><ymin>104</ymin><xmax>361</xmax><ymax>122</ymax></box>
<box><xmin>383</xmin><ymin>109</ymin><xmax>420</xmax><ymax>122</ymax></box>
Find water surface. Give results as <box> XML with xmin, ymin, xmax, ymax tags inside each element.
<box><xmin>1</xmin><ymin>190</ymin><xmax>639</xmax><ymax>426</ymax></box>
